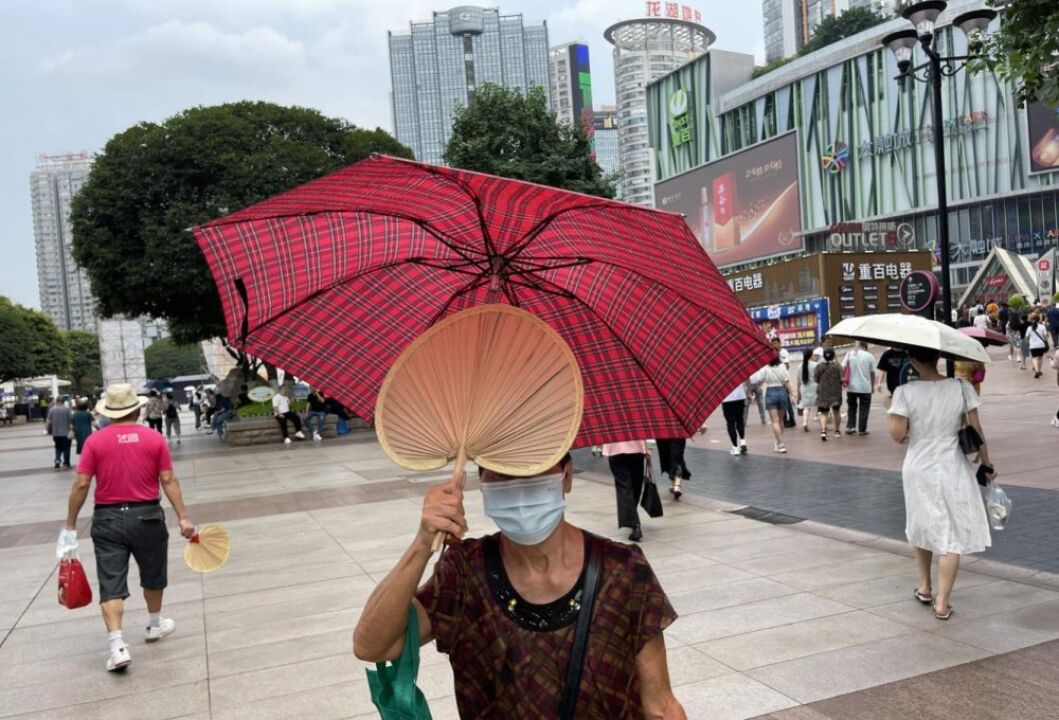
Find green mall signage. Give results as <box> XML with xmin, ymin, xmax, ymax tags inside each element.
<box><xmin>668</xmin><ymin>88</ymin><xmax>692</xmax><ymax>148</ymax></box>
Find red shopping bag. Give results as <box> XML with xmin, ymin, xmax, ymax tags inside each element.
<box><xmin>57</xmin><ymin>555</ymin><xmax>92</xmax><ymax>609</ymax></box>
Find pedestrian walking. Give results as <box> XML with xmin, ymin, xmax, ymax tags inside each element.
<box><xmin>886</xmin><ymin>347</ymin><xmax>994</xmax><ymax>621</ymax></box>
<box><xmin>1051</xmin><ymin>348</ymin><xmax>1059</xmax><ymax>429</ymax></box>
<box><xmin>1047</xmin><ymin>303</ymin><xmax>1059</xmax><ymax>348</ymax></box>
<box><xmin>655</xmin><ymin>438</ymin><xmax>688</xmax><ymax>500</ymax></box>
<box><xmin>814</xmin><ymin>348</ymin><xmax>843</xmax><ymax>440</ymax></box>
<box><xmin>163</xmin><ymin>392</ymin><xmax>181</xmax><ymax>444</ymax></box>
<box><xmin>1018</xmin><ymin>308</ymin><xmax>1032</xmax><ymax>370</ymax></box>
<box><xmin>57</xmin><ymin>383</ymin><xmax>195</xmax><ymax>672</ymax></box>
<box><xmin>46</xmin><ymin>398</ymin><xmax>73</xmax><ymax>469</ymax></box>
<box><xmin>602</xmin><ymin>441</ymin><xmax>648</xmax><ymax>542</ymax></box>
<box><xmin>798</xmin><ymin>348</ymin><xmax>822</xmax><ymax>432</ymax></box>
<box><xmin>743</xmin><ymin>374</ymin><xmax>767</xmax><ymax>427</ymax></box>
<box><xmin>721</xmin><ymin>382</ymin><xmax>749</xmax><ymax>455</ymax></box>
<box><xmin>751</xmin><ymin>354</ymin><xmax>793</xmax><ymax>453</ymax></box>
<box><xmin>144</xmin><ymin>391</ymin><xmax>164</xmax><ymax>433</ymax></box>
<box><xmin>352</xmin><ymin>454</ymin><xmax>684</xmax><ymax>718</ymax></box>
<box><xmin>842</xmin><ymin>342</ymin><xmax>878</xmax><ymax>435</ymax></box>
<box><xmin>876</xmin><ymin>347</ymin><xmax>908</xmax><ymax>405</ymax></box>
<box><xmin>189</xmin><ymin>386</ymin><xmax>203</xmax><ymax>429</ymax></box>
<box><xmin>1026</xmin><ymin>314</ymin><xmax>1050</xmax><ymax>378</ymax></box>
<box><xmin>305</xmin><ymin>388</ymin><xmax>328</xmax><ymax>441</ymax></box>
<box><xmin>271</xmin><ymin>385</ymin><xmax>305</xmax><ymax>445</ymax></box>
<box><xmin>770</xmin><ymin>338</ymin><xmax>796</xmax><ymax>428</ymax></box>
<box><xmin>1006</xmin><ymin>310</ymin><xmax>1024</xmax><ymax>365</ymax></box>
<box><xmin>972</xmin><ymin>311</ymin><xmax>989</xmax><ymax>329</ymax></box>
<box><xmin>71</xmin><ymin>399</ymin><xmax>96</xmax><ymax>454</ymax></box>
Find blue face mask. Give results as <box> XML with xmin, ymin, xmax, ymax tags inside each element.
<box><xmin>480</xmin><ymin>473</ymin><xmax>566</xmax><ymax>546</ymax></box>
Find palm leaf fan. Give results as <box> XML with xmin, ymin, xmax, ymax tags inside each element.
<box><xmin>183</xmin><ymin>524</ymin><xmax>231</xmax><ymax>573</ymax></box>
<box><xmin>375</xmin><ymin>304</ymin><xmax>584</xmax><ymax>550</ymax></box>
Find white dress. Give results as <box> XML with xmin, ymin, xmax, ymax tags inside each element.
<box><xmin>888</xmin><ymin>379</ymin><xmax>991</xmax><ymax>555</ymax></box>
<box><xmin>798</xmin><ymin>360</ymin><xmax>819</xmax><ymax>410</ymax></box>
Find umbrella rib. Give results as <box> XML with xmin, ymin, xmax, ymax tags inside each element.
<box><xmin>427</xmin><ymin>274</ymin><xmax>491</xmax><ymax>327</ymax></box>
<box><xmin>521</xmin><ymin>273</ymin><xmax>695</xmax><ymax>436</ymax></box>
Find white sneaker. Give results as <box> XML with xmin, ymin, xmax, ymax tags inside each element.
<box><xmin>145</xmin><ymin>617</ymin><xmax>175</xmax><ymax>642</ymax></box>
<box><xmin>312</xmin><ymin>432</ymin><xmax>322</xmax><ymax>441</ymax></box>
<box><xmin>106</xmin><ymin>643</ymin><xmax>132</xmax><ymax>671</ymax></box>
<box><xmin>284</xmin><ymin>437</ymin><xmax>292</xmax><ymax>445</ymax></box>
<box><xmin>729</xmin><ymin>446</ymin><xmax>741</xmax><ymax>456</ymax></box>
<box><xmin>294</xmin><ymin>431</ymin><xmax>306</xmax><ymax>440</ymax></box>
<box><xmin>773</xmin><ymin>443</ymin><xmax>787</xmax><ymax>453</ymax></box>
<box><xmin>1051</xmin><ymin>418</ymin><xmax>1059</xmax><ymax>428</ymax></box>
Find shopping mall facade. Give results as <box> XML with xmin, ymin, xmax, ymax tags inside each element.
<box><xmin>647</xmin><ymin>0</ymin><xmax>1059</xmax><ymax>300</ymax></box>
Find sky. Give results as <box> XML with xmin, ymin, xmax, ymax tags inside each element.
<box><xmin>0</xmin><ymin>0</ymin><xmax>763</xmax><ymax>310</ymax></box>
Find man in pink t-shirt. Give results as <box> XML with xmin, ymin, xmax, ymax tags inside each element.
<box><xmin>59</xmin><ymin>384</ymin><xmax>195</xmax><ymax>672</ymax></box>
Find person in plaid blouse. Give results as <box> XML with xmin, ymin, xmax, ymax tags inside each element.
<box><xmin>354</xmin><ymin>453</ymin><xmax>685</xmax><ymax>718</ymax></box>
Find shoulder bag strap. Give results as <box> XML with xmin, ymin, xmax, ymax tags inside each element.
<box><xmin>559</xmin><ymin>535</ymin><xmax>603</xmax><ymax>720</ymax></box>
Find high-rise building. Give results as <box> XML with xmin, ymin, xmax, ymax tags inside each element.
<box><xmin>30</xmin><ymin>153</ymin><xmax>96</xmax><ymax>331</ymax></box>
<box><xmin>388</xmin><ymin>6</ymin><xmax>551</xmax><ymax>165</ymax></box>
<box><xmin>604</xmin><ymin>17</ymin><xmax>714</xmax><ymax>207</ymax></box>
<box><xmin>550</xmin><ymin>42</ymin><xmax>593</xmax><ymax>127</ymax></box>
<box><xmin>591</xmin><ymin>105</ymin><xmax>621</xmax><ymax>182</ymax></box>
<box><xmin>764</xmin><ymin>0</ymin><xmax>894</xmax><ymax>63</ymax></box>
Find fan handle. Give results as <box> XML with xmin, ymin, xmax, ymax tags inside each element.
<box><xmin>430</xmin><ymin>448</ymin><xmax>467</xmax><ymax>554</ymax></box>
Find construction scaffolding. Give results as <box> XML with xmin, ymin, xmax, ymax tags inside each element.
<box><xmin>97</xmin><ymin>318</ymin><xmax>147</xmax><ymax>390</ymax></box>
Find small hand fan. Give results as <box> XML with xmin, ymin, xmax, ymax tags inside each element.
<box><xmin>183</xmin><ymin>524</ymin><xmax>231</xmax><ymax>573</ymax></box>
<box><xmin>375</xmin><ymin>304</ymin><xmax>584</xmax><ymax>550</ymax></box>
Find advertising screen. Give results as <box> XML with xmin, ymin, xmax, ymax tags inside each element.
<box><xmin>1027</xmin><ymin>101</ymin><xmax>1059</xmax><ymax>175</ymax></box>
<box><xmin>748</xmin><ymin>298</ymin><xmax>829</xmax><ymax>353</ymax></box>
<box><xmin>655</xmin><ymin>132</ymin><xmax>804</xmax><ymax>267</ymax></box>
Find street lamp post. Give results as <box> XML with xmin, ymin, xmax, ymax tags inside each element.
<box><xmin>881</xmin><ymin>1</ymin><xmax>997</xmax><ymax>376</ymax></box>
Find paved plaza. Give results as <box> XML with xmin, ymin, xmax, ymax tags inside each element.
<box><xmin>0</xmin><ymin>347</ymin><xmax>1057</xmax><ymax>719</ymax></box>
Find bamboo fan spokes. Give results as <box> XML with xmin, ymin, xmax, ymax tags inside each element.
<box><xmin>375</xmin><ymin>304</ymin><xmax>584</xmax><ymax>478</ymax></box>
<box><xmin>183</xmin><ymin>524</ymin><xmax>231</xmax><ymax>573</ymax></box>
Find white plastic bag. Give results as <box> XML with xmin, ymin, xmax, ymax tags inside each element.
<box><xmin>982</xmin><ymin>484</ymin><xmax>1012</xmax><ymax>531</ymax></box>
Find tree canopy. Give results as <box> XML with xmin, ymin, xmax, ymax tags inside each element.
<box><xmin>801</xmin><ymin>7</ymin><xmax>887</xmax><ymax>56</ymax></box>
<box><xmin>145</xmin><ymin>337</ymin><xmax>206</xmax><ymax>380</ymax></box>
<box><xmin>65</xmin><ymin>330</ymin><xmax>102</xmax><ymax>395</ymax></box>
<box><xmin>444</xmin><ymin>84</ymin><xmax>614</xmax><ymax>198</ymax></box>
<box><xmin>974</xmin><ymin>0</ymin><xmax>1059</xmax><ymax>107</ymax></box>
<box><xmin>71</xmin><ymin>101</ymin><xmax>413</xmax><ymax>346</ymax></box>
<box><xmin>0</xmin><ymin>298</ymin><xmax>68</xmax><ymax>383</ymax></box>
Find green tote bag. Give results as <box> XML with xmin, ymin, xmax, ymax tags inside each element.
<box><xmin>365</xmin><ymin>606</ymin><xmax>433</xmax><ymax>719</ymax></box>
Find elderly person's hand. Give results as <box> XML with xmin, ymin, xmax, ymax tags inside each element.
<box><xmin>416</xmin><ymin>481</ymin><xmax>467</xmax><ymax>549</ymax></box>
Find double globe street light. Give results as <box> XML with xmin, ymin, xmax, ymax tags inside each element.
<box><xmin>881</xmin><ymin>1</ymin><xmax>997</xmax><ymax>341</ymax></box>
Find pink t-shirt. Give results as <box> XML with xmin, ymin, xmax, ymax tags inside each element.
<box><xmin>77</xmin><ymin>424</ymin><xmax>173</xmax><ymax>505</ymax></box>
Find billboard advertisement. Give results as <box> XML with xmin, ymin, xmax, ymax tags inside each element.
<box><xmin>569</xmin><ymin>43</ymin><xmax>592</xmax><ymax>129</ymax></box>
<box><xmin>647</xmin><ymin>54</ymin><xmax>711</xmax><ymax>180</ymax></box>
<box><xmin>655</xmin><ymin>131</ymin><xmax>803</xmax><ymax>268</ymax></box>
<box><xmin>1027</xmin><ymin>101</ymin><xmax>1059</xmax><ymax>175</ymax></box>
<box><xmin>748</xmin><ymin>298</ymin><xmax>829</xmax><ymax>353</ymax></box>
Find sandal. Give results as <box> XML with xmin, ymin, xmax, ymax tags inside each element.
<box><xmin>913</xmin><ymin>588</ymin><xmax>932</xmax><ymax>605</ymax></box>
<box><xmin>670</xmin><ymin>477</ymin><xmax>683</xmax><ymax>501</ymax></box>
<box><xmin>934</xmin><ymin>602</ymin><xmax>954</xmax><ymax>620</ymax></box>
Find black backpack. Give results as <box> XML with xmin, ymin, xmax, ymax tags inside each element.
<box><xmin>165</xmin><ymin>402</ymin><xmax>178</xmax><ymax>419</ymax></box>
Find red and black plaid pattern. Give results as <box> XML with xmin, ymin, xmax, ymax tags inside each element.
<box><xmin>194</xmin><ymin>155</ymin><xmax>773</xmax><ymax>446</ymax></box>
<box><xmin>415</xmin><ymin>533</ymin><xmax>677</xmax><ymax>719</ymax></box>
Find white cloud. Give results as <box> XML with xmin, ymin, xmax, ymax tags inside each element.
<box><xmin>37</xmin><ymin>20</ymin><xmax>307</xmax><ymax>83</ymax></box>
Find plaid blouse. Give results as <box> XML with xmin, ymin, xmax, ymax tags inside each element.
<box><xmin>416</xmin><ymin>531</ymin><xmax>676</xmax><ymax>719</ymax></box>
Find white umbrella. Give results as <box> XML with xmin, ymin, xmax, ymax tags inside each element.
<box><xmin>827</xmin><ymin>314</ymin><xmax>990</xmax><ymax>363</ymax></box>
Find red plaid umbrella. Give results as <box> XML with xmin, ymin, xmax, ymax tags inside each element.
<box><xmin>193</xmin><ymin>155</ymin><xmax>773</xmax><ymax>446</ymax></box>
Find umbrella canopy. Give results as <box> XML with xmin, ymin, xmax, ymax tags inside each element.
<box><xmin>193</xmin><ymin>155</ymin><xmax>773</xmax><ymax>446</ymax></box>
<box><xmin>827</xmin><ymin>314</ymin><xmax>990</xmax><ymax>363</ymax></box>
<box><xmin>958</xmin><ymin>326</ymin><xmax>1008</xmax><ymax>347</ymax></box>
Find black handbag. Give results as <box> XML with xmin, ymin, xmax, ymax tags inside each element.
<box><xmin>957</xmin><ymin>380</ymin><xmax>984</xmax><ymax>459</ymax></box>
<box><xmin>558</xmin><ymin>535</ymin><xmax>603</xmax><ymax>720</ymax></box>
<box><xmin>640</xmin><ymin>455</ymin><xmax>664</xmax><ymax>518</ymax></box>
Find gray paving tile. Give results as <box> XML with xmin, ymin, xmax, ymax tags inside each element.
<box><xmin>695</xmin><ymin>611</ymin><xmax>911</xmax><ymax>671</ymax></box>
<box><xmin>746</xmin><ymin>633</ymin><xmax>990</xmax><ymax>704</ymax></box>
<box><xmin>667</xmin><ymin>593</ymin><xmax>854</xmax><ymax>645</ymax></box>
<box><xmin>672</xmin><ymin>672</ymin><xmax>798</xmax><ymax>720</ymax></box>
<box><xmin>867</xmin><ymin>579</ymin><xmax>1059</xmax><ymax>631</ymax></box>
<box><xmin>0</xmin><ymin>682</ymin><xmax>209</xmax><ymax>720</ymax></box>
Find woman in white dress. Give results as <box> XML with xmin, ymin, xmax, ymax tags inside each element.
<box><xmin>798</xmin><ymin>348</ymin><xmax>822</xmax><ymax>432</ymax></box>
<box><xmin>887</xmin><ymin>346</ymin><xmax>995</xmax><ymax>620</ymax></box>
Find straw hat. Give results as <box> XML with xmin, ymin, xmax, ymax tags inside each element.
<box><xmin>95</xmin><ymin>383</ymin><xmax>148</xmax><ymax>419</ymax></box>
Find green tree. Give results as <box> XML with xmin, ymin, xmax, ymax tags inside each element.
<box><xmin>972</xmin><ymin>0</ymin><xmax>1059</xmax><ymax>107</ymax></box>
<box><xmin>444</xmin><ymin>84</ymin><xmax>614</xmax><ymax>198</ymax></box>
<box><xmin>71</xmin><ymin>101</ymin><xmax>414</xmax><ymax>347</ymax></box>
<box><xmin>65</xmin><ymin>330</ymin><xmax>102</xmax><ymax>394</ymax></box>
<box><xmin>1008</xmin><ymin>294</ymin><xmax>1027</xmax><ymax>310</ymax></box>
<box><xmin>0</xmin><ymin>298</ymin><xmax>33</xmax><ymax>383</ymax></box>
<box><xmin>145</xmin><ymin>338</ymin><xmax>206</xmax><ymax>380</ymax></box>
<box><xmin>0</xmin><ymin>299</ymin><xmax>68</xmax><ymax>382</ymax></box>
<box><xmin>801</xmin><ymin>7</ymin><xmax>887</xmax><ymax>56</ymax></box>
